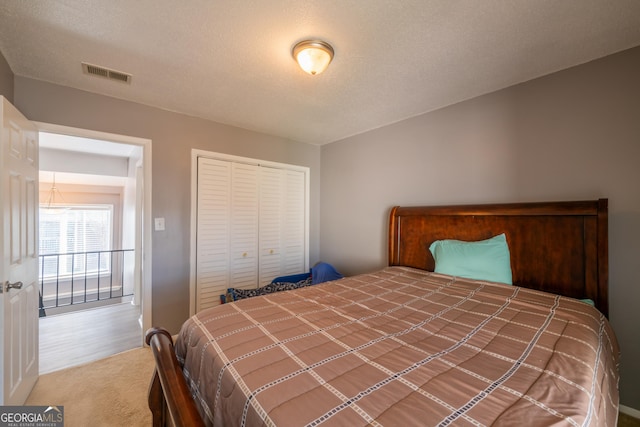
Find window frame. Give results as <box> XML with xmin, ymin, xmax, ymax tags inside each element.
<box><xmin>39</xmin><ymin>204</ymin><xmax>115</xmax><ymax>280</ymax></box>
<box><xmin>38</xmin><ymin>181</ymin><xmax>124</xmax><ymax>283</ymax></box>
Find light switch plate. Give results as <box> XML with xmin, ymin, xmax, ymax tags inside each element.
<box><xmin>154</xmin><ymin>217</ymin><xmax>165</xmax><ymax>231</ymax></box>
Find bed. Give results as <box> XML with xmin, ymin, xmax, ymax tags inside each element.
<box><xmin>146</xmin><ymin>199</ymin><xmax>619</xmax><ymax>426</ymax></box>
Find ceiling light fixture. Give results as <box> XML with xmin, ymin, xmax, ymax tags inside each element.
<box><xmin>292</xmin><ymin>40</ymin><xmax>334</xmax><ymax>75</ymax></box>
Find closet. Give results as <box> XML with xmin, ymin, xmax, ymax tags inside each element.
<box><xmin>194</xmin><ymin>153</ymin><xmax>309</xmax><ymax>312</ymax></box>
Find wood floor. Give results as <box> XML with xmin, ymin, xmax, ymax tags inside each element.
<box><xmin>39</xmin><ymin>302</ymin><xmax>142</xmax><ymax>374</ymax></box>
<box><xmin>619</xmin><ymin>412</ymin><xmax>640</xmax><ymax>427</ymax></box>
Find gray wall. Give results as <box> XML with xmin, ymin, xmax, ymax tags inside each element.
<box><xmin>13</xmin><ymin>77</ymin><xmax>321</xmax><ymax>334</ymax></box>
<box><xmin>0</xmin><ymin>49</ymin><xmax>13</xmax><ymax>102</ymax></box>
<box><xmin>320</xmin><ymin>46</ymin><xmax>640</xmax><ymax>410</ymax></box>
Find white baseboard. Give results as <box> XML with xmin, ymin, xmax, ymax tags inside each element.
<box><xmin>620</xmin><ymin>404</ymin><xmax>640</xmax><ymax>419</ymax></box>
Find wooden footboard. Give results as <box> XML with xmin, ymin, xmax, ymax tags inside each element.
<box><xmin>145</xmin><ymin>327</ymin><xmax>205</xmax><ymax>427</ymax></box>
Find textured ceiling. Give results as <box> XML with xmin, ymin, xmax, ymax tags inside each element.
<box><xmin>1</xmin><ymin>1</ymin><xmax>640</xmax><ymax>145</ymax></box>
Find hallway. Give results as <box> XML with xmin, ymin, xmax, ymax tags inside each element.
<box><xmin>39</xmin><ymin>302</ymin><xmax>142</xmax><ymax>374</ymax></box>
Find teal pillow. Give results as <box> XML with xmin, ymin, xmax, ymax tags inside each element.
<box><xmin>428</xmin><ymin>233</ymin><xmax>513</xmax><ymax>285</ymax></box>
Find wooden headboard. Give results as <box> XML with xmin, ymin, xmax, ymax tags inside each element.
<box><xmin>389</xmin><ymin>199</ymin><xmax>609</xmax><ymax>317</ymax></box>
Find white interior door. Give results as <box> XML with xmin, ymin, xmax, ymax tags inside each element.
<box><xmin>0</xmin><ymin>96</ymin><xmax>39</xmax><ymax>405</ymax></box>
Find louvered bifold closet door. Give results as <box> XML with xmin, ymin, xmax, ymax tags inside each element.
<box><xmin>196</xmin><ymin>158</ymin><xmax>231</xmax><ymax>312</ymax></box>
<box><xmin>258</xmin><ymin>167</ymin><xmax>285</xmax><ymax>286</ymax></box>
<box><xmin>259</xmin><ymin>168</ymin><xmax>306</xmax><ymax>286</ymax></box>
<box><xmin>282</xmin><ymin>169</ymin><xmax>306</xmax><ymax>277</ymax></box>
<box><xmin>229</xmin><ymin>163</ymin><xmax>259</xmax><ymax>290</ymax></box>
<box><xmin>196</xmin><ymin>155</ymin><xmax>307</xmax><ymax>312</ymax></box>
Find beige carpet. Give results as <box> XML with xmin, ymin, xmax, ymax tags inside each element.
<box><xmin>26</xmin><ymin>346</ymin><xmax>154</xmax><ymax>427</ymax></box>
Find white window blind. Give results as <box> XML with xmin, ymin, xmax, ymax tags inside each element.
<box><xmin>39</xmin><ymin>205</ymin><xmax>113</xmax><ymax>278</ymax></box>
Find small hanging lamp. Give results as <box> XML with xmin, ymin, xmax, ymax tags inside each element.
<box><xmin>43</xmin><ymin>173</ymin><xmax>68</xmax><ymax>213</ymax></box>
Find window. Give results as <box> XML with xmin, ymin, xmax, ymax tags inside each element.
<box><xmin>39</xmin><ymin>205</ymin><xmax>113</xmax><ymax>279</ymax></box>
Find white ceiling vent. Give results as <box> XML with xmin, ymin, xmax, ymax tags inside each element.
<box><xmin>82</xmin><ymin>62</ymin><xmax>132</xmax><ymax>84</ymax></box>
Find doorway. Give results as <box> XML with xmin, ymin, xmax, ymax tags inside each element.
<box><xmin>35</xmin><ymin>122</ymin><xmax>152</xmax><ymax>373</ymax></box>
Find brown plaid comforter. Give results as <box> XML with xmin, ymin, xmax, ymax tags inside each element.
<box><xmin>175</xmin><ymin>267</ymin><xmax>620</xmax><ymax>427</ymax></box>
